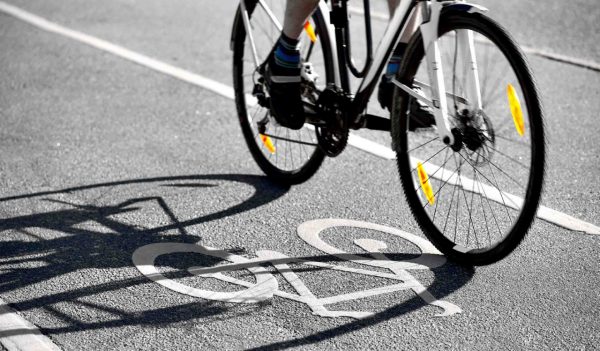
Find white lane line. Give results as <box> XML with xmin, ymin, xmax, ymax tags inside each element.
<box><xmin>0</xmin><ymin>1</ymin><xmax>235</xmax><ymax>100</ymax></box>
<box><xmin>0</xmin><ymin>299</ymin><xmax>61</xmax><ymax>351</ymax></box>
<box><xmin>348</xmin><ymin>134</ymin><xmax>396</xmax><ymax>160</ymax></box>
<box><xmin>1</xmin><ymin>2</ymin><xmax>598</xmax><ymax>236</ymax></box>
<box><xmin>348</xmin><ymin>6</ymin><xmax>600</xmax><ymax>72</ymax></box>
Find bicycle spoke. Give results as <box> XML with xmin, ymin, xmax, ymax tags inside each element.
<box><xmin>432</xmin><ymin>148</ymin><xmax>450</xmax><ymax>222</ymax></box>
<box><xmin>454</xmin><ymin>168</ymin><xmax>461</xmax><ymax>242</ymax></box>
<box><xmin>463</xmin><ymin>151</ymin><xmax>516</xmax><ymax>218</ymax></box>
<box><xmin>486</xmin><ymin>160</ymin><xmax>515</xmax><ymax>226</ymax></box>
<box><xmin>483</xmin><ymin>141</ymin><xmax>530</xmax><ymax>169</ymax></box>
<box><xmin>407</xmin><ymin>136</ymin><xmax>440</xmax><ymax>153</ymax></box>
<box><xmin>476</xmin><ymin>166</ymin><xmax>504</xmax><ymax>238</ymax></box>
<box><xmin>422</xmin><ymin>162</ymin><xmax>462</xmax><ymax>208</ymax></box>
<box><xmin>416</xmin><ymin>149</ymin><xmax>455</xmax><ymax>196</ymax></box>
<box><xmin>410</xmin><ymin>146</ymin><xmax>449</xmax><ymax>174</ymax></box>
<box><xmin>467</xmin><ymin>161</ymin><xmax>480</xmax><ymax>246</ymax></box>
<box><xmin>474</xmin><ymin>171</ymin><xmax>492</xmax><ymax>245</ymax></box>
<box><xmin>442</xmin><ymin>170</ymin><xmax>458</xmax><ymax>236</ymax></box>
<box><xmin>472</xmin><ymin>149</ymin><xmax>526</xmax><ymax>190</ymax></box>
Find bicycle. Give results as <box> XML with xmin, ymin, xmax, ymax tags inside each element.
<box><xmin>230</xmin><ymin>0</ymin><xmax>545</xmax><ymax>265</ymax></box>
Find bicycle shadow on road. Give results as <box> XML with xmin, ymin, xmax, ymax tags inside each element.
<box><xmin>0</xmin><ymin>173</ymin><xmax>473</xmax><ymax>344</ymax></box>
<box><xmin>0</xmin><ymin>174</ymin><xmax>288</xmax><ymax>333</ymax></box>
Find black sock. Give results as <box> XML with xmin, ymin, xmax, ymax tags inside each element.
<box><xmin>271</xmin><ymin>33</ymin><xmax>301</xmax><ymax>76</ymax></box>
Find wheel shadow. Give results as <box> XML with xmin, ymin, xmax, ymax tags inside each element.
<box><xmin>0</xmin><ymin>174</ymin><xmax>289</xmax><ymax>333</ymax></box>
<box><xmin>0</xmin><ymin>173</ymin><xmax>473</xmax><ymax>346</ymax></box>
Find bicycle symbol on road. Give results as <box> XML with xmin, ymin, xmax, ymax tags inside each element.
<box><xmin>133</xmin><ymin>218</ymin><xmax>461</xmax><ymax>319</ymax></box>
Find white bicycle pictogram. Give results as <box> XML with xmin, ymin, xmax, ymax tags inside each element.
<box><xmin>133</xmin><ymin>218</ymin><xmax>461</xmax><ymax>319</ymax></box>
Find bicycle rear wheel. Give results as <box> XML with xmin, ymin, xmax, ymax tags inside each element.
<box><xmin>392</xmin><ymin>11</ymin><xmax>545</xmax><ymax>265</ymax></box>
<box><xmin>232</xmin><ymin>0</ymin><xmax>334</xmax><ymax>185</ymax></box>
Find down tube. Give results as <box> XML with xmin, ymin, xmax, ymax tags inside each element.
<box><xmin>317</xmin><ymin>0</ymin><xmax>341</xmax><ymax>86</ymax></box>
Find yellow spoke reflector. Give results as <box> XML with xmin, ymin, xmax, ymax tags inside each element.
<box><xmin>304</xmin><ymin>21</ymin><xmax>317</xmax><ymax>43</ymax></box>
<box><xmin>260</xmin><ymin>134</ymin><xmax>276</xmax><ymax>154</ymax></box>
<box><xmin>507</xmin><ymin>84</ymin><xmax>525</xmax><ymax>136</ymax></box>
<box><xmin>417</xmin><ymin>162</ymin><xmax>435</xmax><ymax>205</ymax></box>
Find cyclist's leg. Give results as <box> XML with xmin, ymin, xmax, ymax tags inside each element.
<box><xmin>266</xmin><ymin>0</ymin><xmax>319</xmax><ymax>130</ymax></box>
<box><xmin>386</xmin><ymin>0</ymin><xmax>419</xmax><ymax>77</ymax></box>
<box><xmin>282</xmin><ymin>0</ymin><xmax>320</xmax><ymax>39</ymax></box>
<box><xmin>379</xmin><ymin>1</ymin><xmax>435</xmax><ymax>129</ymax></box>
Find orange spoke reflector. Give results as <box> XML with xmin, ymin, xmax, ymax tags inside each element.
<box><xmin>304</xmin><ymin>21</ymin><xmax>317</xmax><ymax>43</ymax></box>
<box><xmin>260</xmin><ymin>134</ymin><xmax>276</xmax><ymax>154</ymax></box>
<box><xmin>507</xmin><ymin>84</ymin><xmax>525</xmax><ymax>136</ymax></box>
<box><xmin>417</xmin><ymin>162</ymin><xmax>435</xmax><ymax>205</ymax></box>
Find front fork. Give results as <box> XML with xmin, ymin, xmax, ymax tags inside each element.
<box><xmin>419</xmin><ymin>1</ymin><xmax>483</xmax><ymax>146</ymax></box>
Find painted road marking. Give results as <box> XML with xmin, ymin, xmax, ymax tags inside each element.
<box><xmin>0</xmin><ymin>299</ymin><xmax>61</xmax><ymax>351</ymax></box>
<box><xmin>0</xmin><ymin>1</ymin><xmax>599</xmax><ymax>237</ymax></box>
<box><xmin>0</xmin><ymin>2</ymin><xmax>235</xmax><ymax>100</ymax></box>
<box><xmin>347</xmin><ymin>6</ymin><xmax>600</xmax><ymax>72</ymax></box>
<box><xmin>133</xmin><ymin>219</ymin><xmax>461</xmax><ymax>318</ymax></box>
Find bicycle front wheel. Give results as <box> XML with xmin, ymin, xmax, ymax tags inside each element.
<box><xmin>392</xmin><ymin>11</ymin><xmax>545</xmax><ymax>265</ymax></box>
<box><xmin>232</xmin><ymin>1</ymin><xmax>334</xmax><ymax>185</ymax></box>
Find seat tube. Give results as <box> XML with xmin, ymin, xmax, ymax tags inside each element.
<box><xmin>329</xmin><ymin>0</ymin><xmax>351</xmax><ymax>92</ymax></box>
<box><xmin>456</xmin><ymin>29</ymin><xmax>482</xmax><ymax>110</ymax></box>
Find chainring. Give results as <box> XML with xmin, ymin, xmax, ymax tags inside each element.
<box><xmin>315</xmin><ymin>87</ymin><xmax>349</xmax><ymax>157</ymax></box>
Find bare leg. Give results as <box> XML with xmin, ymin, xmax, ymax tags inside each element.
<box><xmin>384</xmin><ymin>0</ymin><xmax>435</xmax><ymax>126</ymax></box>
<box><xmin>282</xmin><ymin>0</ymin><xmax>320</xmax><ymax>39</ymax></box>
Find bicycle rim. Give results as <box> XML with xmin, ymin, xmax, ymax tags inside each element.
<box><xmin>393</xmin><ymin>12</ymin><xmax>545</xmax><ymax>265</ymax></box>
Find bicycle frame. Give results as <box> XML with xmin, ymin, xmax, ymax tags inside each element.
<box><xmin>233</xmin><ymin>0</ymin><xmax>546</xmax><ymax>263</ymax></box>
<box><xmin>239</xmin><ymin>0</ymin><xmax>487</xmax><ymax>145</ymax></box>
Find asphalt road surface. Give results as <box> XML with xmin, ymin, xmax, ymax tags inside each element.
<box><xmin>1</xmin><ymin>0</ymin><xmax>599</xmax><ymax>350</ymax></box>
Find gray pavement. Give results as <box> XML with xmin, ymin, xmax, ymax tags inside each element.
<box><xmin>0</xmin><ymin>0</ymin><xmax>599</xmax><ymax>350</ymax></box>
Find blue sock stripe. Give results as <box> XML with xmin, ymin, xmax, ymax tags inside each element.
<box><xmin>274</xmin><ymin>56</ymin><xmax>300</xmax><ymax>69</ymax></box>
<box><xmin>275</xmin><ymin>47</ymin><xmax>300</xmax><ymax>64</ymax></box>
<box><xmin>386</xmin><ymin>62</ymin><xmax>400</xmax><ymax>76</ymax></box>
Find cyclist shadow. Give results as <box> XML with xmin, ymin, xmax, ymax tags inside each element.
<box><xmin>0</xmin><ymin>173</ymin><xmax>289</xmax><ymax>335</ymax></box>
<box><xmin>0</xmin><ymin>173</ymin><xmax>473</xmax><ymax>341</ymax></box>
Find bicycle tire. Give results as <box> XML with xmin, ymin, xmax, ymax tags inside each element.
<box><xmin>232</xmin><ymin>1</ymin><xmax>334</xmax><ymax>185</ymax></box>
<box><xmin>391</xmin><ymin>11</ymin><xmax>545</xmax><ymax>265</ymax></box>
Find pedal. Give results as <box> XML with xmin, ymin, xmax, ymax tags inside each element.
<box><xmin>301</xmin><ymin>62</ymin><xmax>319</xmax><ymax>85</ymax></box>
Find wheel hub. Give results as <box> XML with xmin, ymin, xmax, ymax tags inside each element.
<box><xmin>450</xmin><ymin>110</ymin><xmax>495</xmax><ymax>165</ymax></box>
